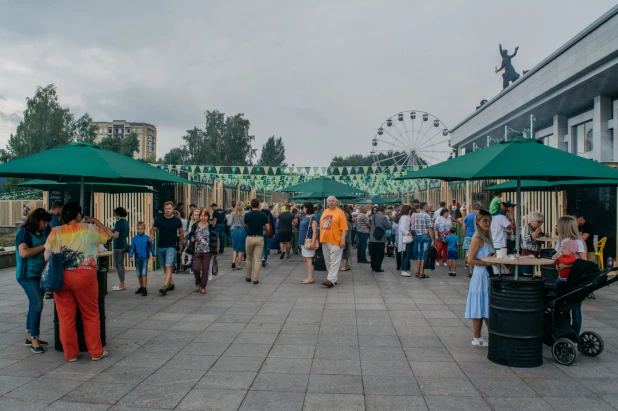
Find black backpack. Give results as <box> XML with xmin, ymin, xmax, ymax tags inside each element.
<box><xmin>424</xmin><ymin>246</ymin><xmax>438</xmax><ymax>271</ymax></box>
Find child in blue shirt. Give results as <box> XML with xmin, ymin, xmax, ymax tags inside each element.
<box><xmin>445</xmin><ymin>226</ymin><xmax>461</xmax><ymax>276</ymax></box>
<box><xmin>129</xmin><ymin>222</ymin><xmax>156</xmax><ymax>296</ymax></box>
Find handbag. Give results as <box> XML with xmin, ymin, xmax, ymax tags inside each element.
<box><xmin>304</xmin><ymin>216</ymin><xmax>318</xmax><ymax>250</ymax></box>
<box><xmin>312</xmin><ymin>244</ymin><xmax>327</xmax><ymax>271</ymax></box>
<box><xmin>372</xmin><ymin>215</ymin><xmax>385</xmax><ymax>241</ymax></box>
<box><xmin>264</xmin><ymin>214</ymin><xmax>274</xmax><ymax>238</ymax></box>
<box><xmin>40</xmin><ymin>232</ymin><xmax>64</xmax><ymax>292</ymax></box>
<box><xmin>211</xmin><ymin>255</ymin><xmax>218</xmax><ymax>276</ymax></box>
<box><xmin>402</xmin><ymin>234</ymin><xmax>413</xmax><ymax>244</ymax></box>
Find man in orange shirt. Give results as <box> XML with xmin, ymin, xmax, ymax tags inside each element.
<box><xmin>320</xmin><ymin>196</ymin><xmax>348</xmax><ymax>288</ymax></box>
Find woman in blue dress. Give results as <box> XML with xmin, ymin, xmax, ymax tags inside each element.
<box><xmin>465</xmin><ymin>209</ymin><xmax>494</xmax><ymax>347</ymax></box>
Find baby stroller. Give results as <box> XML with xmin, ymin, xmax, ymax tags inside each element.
<box><xmin>543</xmin><ymin>259</ymin><xmax>618</xmax><ymax>365</ymax></box>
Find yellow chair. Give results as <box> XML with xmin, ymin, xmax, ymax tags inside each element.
<box><xmin>594</xmin><ymin>237</ymin><xmax>607</xmax><ymax>269</ymax></box>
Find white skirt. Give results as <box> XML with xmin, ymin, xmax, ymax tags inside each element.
<box><xmin>301</xmin><ymin>245</ymin><xmax>316</xmax><ymax>258</ymax></box>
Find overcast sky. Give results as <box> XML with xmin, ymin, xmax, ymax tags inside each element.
<box><xmin>0</xmin><ymin>0</ymin><xmax>616</xmax><ymax>166</ymax></box>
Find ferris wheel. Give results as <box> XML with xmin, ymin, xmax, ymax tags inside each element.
<box><xmin>371</xmin><ymin>110</ymin><xmax>452</xmax><ymax>168</ymax></box>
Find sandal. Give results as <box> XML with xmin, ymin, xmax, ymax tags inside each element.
<box><xmin>301</xmin><ymin>279</ymin><xmax>315</xmax><ymax>284</ymax></box>
<box><xmin>339</xmin><ymin>267</ymin><xmax>350</xmax><ymax>272</ymax></box>
<box><xmin>468</xmin><ymin>273</ymin><xmax>473</xmax><ymax>278</ymax></box>
<box><xmin>415</xmin><ymin>273</ymin><xmax>420</xmax><ymax>277</ymax></box>
<box><xmin>200</xmin><ymin>288</ymin><xmax>207</xmax><ymax>294</ymax></box>
<box><xmin>195</xmin><ymin>286</ymin><xmax>200</xmax><ymax>292</ymax></box>
<box><xmin>418</xmin><ymin>274</ymin><xmax>429</xmax><ymax>279</ymax></box>
<box><xmin>321</xmin><ymin>280</ymin><xmax>334</xmax><ymax>288</ymax></box>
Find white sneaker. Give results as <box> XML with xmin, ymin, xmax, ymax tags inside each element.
<box><xmin>471</xmin><ymin>338</ymin><xmax>488</xmax><ymax>347</ymax></box>
<box><xmin>401</xmin><ymin>271</ymin><xmax>412</xmax><ymax>277</ymax></box>
<box><xmin>92</xmin><ymin>351</ymin><xmax>109</xmax><ymax>361</ymax></box>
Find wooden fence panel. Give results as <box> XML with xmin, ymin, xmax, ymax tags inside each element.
<box><xmin>0</xmin><ymin>200</ymin><xmax>45</xmax><ymax>226</ymax></box>
<box><xmin>95</xmin><ymin>192</ymin><xmax>153</xmax><ymax>272</ymax></box>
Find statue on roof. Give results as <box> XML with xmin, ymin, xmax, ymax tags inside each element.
<box><xmin>495</xmin><ymin>44</ymin><xmax>520</xmax><ymax>90</ymax></box>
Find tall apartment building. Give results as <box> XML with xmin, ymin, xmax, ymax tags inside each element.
<box><xmin>92</xmin><ymin>120</ymin><xmax>157</xmax><ymax>160</ymax></box>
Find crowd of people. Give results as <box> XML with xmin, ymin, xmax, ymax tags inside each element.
<box><xmin>12</xmin><ymin>193</ymin><xmax>599</xmax><ymax>359</ymax></box>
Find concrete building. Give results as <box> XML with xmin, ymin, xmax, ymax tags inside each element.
<box><xmin>450</xmin><ymin>5</ymin><xmax>618</xmax><ymax>160</ymax></box>
<box><xmin>448</xmin><ymin>4</ymin><xmax>618</xmax><ymax>260</ymax></box>
<box><xmin>92</xmin><ymin>120</ymin><xmax>157</xmax><ymax>160</ymax></box>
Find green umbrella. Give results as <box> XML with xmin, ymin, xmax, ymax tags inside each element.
<box><xmin>290</xmin><ymin>192</ymin><xmax>360</xmax><ymax>201</ymax></box>
<box><xmin>280</xmin><ymin>176</ymin><xmax>369</xmax><ymax>198</ymax></box>
<box><xmin>0</xmin><ymin>142</ymin><xmax>191</xmax><ymax>205</ymax></box>
<box><xmin>17</xmin><ymin>180</ymin><xmax>158</xmax><ymax>194</ymax></box>
<box><xmin>484</xmin><ymin>179</ymin><xmax>618</xmax><ymax>193</ymax></box>
<box><xmin>355</xmin><ymin>195</ymin><xmax>401</xmax><ymax>205</ymax></box>
<box><xmin>396</xmin><ymin>138</ymin><xmax>618</xmax><ymax>279</ymax></box>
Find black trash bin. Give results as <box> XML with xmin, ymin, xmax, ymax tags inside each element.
<box><xmin>487</xmin><ymin>276</ymin><xmax>545</xmax><ymax>368</ymax></box>
<box><xmin>54</xmin><ymin>259</ymin><xmax>107</xmax><ymax>352</ymax></box>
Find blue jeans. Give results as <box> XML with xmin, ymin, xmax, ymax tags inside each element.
<box><xmin>357</xmin><ymin>232</ymin><xmax>369</xmax><ymax>261</ymax></box>
<box><xmin>18</xmin><ymin>279</ymin><xmax>44</xmax><ymax>340</ymax></box>
<box><xmin>415</xmin><ymin>234</ymin><xmax>432</xmax><ymax>261</ymax></box>
<box><xmin>158</xmin><ymin>247</ymin><xmax>176</xmax><ymax>267</ymax></box>
<box><xmin>135</xmin><ymin>258</ymin><xmax>149</xmax><ymax>277</ymax></box>
<box><xmin>401</xmin><ymin>242</ymin><xmax>415</xmax><ymax>271</ymax></box>
<box><xmin>411</xmin><ymin>231</ymin><xmax>418</xmax><ymax>259</ymax></box>
<box><xmin>262</xmin><ymin>235</ymin><xmax>269</xmax><ymax>260</ymax></box>
<box><xmin>215</xmin><ymin>224</ymin><xmax>226</xmax><ymax>253</ymax></box>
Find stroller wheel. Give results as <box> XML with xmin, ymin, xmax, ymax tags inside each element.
<box><xmin>579</xmin><ymin>331</ymin><xmax>604</xmax><ymax>357</ymax></box>
<box><xmin>552</xmin><ymin>338</ymin><xmax>578</xmax><ymax>366</ymax></box>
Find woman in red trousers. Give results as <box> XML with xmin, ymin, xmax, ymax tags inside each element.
<box><xmin>45</xmin><ymin>202</ymin><xmax>112</xmax><ymax>362</ymax></box>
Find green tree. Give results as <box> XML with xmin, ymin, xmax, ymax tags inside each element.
<box><xmin>182</xmin><ymin>110</ymin><xmax>256</xmax><ymax>165</ymax></box>
<box><xmin>258</xmin><ymin>136</ymin><xmax>287</xmax><ymax>167</ymax></box>
<box><xmin>73</xmin><ymin>113</ymin><xmax>98</xmax><ymax>143</ymax></box>
<box><xmin>120</xmin><ymin>132</ymin><xmax>140</xmax><ymax>157</ymax></box>
<box><xmin>141</xmin><ymin>153</ymin><xmax>157</xmax><ymax>163</ymax></box>
<box><xmin>329</xmin><ymin>151</ymin><xmax>408</xmax><ymax>167</ymax></box>
<box><xmin>98</xmin><ymin>132</ymin><xmax>140</xmax><ymax>157</ymax></box>
<box><xmin>163</xmin><ymin>146</ymin><xmax>190</xmax><ymax>164</ymax></box>
<box><xmin>0</xmin><ymin>84</ymin><xmax>75</xmax><ymax>162</ymax></box>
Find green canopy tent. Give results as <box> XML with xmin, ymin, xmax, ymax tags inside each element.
<box><xmin>355</xmin><ymin>195</ymin><xmax>401</xmax><ymax>205</ymax></box>
<box><xmin>397</xmin><ymin>138</ymin><xmax>618</xmax><ymax>279</ymax></box>
<box><xmin>17</xmin><ymin>180</ymin><xmax>158</xmax><ymax>194</ymax></box>
<box><xmin>280</xmin><ymin>176</ymin><xmax>369</xmax><ymax>202</ymax></box>
<box><xmin>484</xmin><ymin>179</ymin><xmax>618</xmax><ymax>230</ymax></box>
<box><xmin>290</xmin><ymin>192</ymin><xmax>361</xmax><ymax>201</ymax></box>
<box><xmin>17</xmin><ymin>179</ymin><xmax>159</xmax><ymax>216</ymax></box>
<box><xmin>0</xmin><ymin>142</ymin><xmax>191</xmax><ymax>206</ymax></box>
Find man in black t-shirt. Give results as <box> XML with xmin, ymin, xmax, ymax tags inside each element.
<box><xmin>277</xmin><ymin>209</ymin><xmax>294</xmax><ymax>259</ymax></box>
<box><xmin>211</xmin><ymin>203</ymin><xmax>227</xmax><ymax>254</ymax></box>
<box><xmin>573</xmin><ymin>212</ymin><xmax>595</xmax><ymax>262</ymax></box>
<box><xmin>244</xmin><ymin>199</ymin><xmax>270</xmax><ymax>284</ymax></box>
<box><xmin>150</xmin><ymin>201</ymin><xmax>184</xmax><ymax>295</ymax></box>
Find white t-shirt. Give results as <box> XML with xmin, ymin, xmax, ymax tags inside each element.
<box><xmin>433</xmin><ymin>208</ymin><xmax>443</xmax><ymax>219</ymax></box>
<box><xmin>490</xmin><ymin>214</ymin><xmax>511</xmax><ymax>248</ymax></box>
<box><xmin>555</xmin><ymin>238</ymin><xmax>586</xmax><ymax>256</ymax></box>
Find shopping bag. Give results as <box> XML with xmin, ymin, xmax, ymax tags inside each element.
<box><xmin>40</xmin><ymin>252</ymin><xmax>64</xmax><ymax>292</ymax></box>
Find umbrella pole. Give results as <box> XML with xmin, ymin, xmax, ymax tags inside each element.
<box><xmin>80</xmin><ymin>176</ymin><xmax>85</xmax><ymax>209</ymax></box>
<box><xmin>90</xmin><ymin>190</ymin><xmax>94</xmax><ymax>217</ymax></box>
<box><xmin>515</xmin><ymin>178</ymin><xmax>521</xmax><ymax>280</ymax></box>
<box><xmin>554</xmin><ymin>186</ymin><xmax>559</xmax><ymax>230</ymax></box>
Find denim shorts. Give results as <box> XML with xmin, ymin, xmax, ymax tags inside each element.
<box><xmin>135</xmin><ymin>258</ymin><xmax>149</xmax><ymax>277</ymax></box>
<box><xmin>158</xmin><ymin>247</ymin><xmax>176</xmax><ymax>267</ymax></box>
<box><xmin>415</xmin><ymin>234</ymin><xmax>432</xmax><ymax>261</ymax></box>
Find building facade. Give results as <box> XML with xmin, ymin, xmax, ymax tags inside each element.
<box><xmin>450</xmin><ymin>5</ymin><xmax>618</xmax><ymax>161</ymax></box>
<box><xmin>92</xmin><ymin>120</ymin><xmax>157</xmax><ymax>160</ymax></box>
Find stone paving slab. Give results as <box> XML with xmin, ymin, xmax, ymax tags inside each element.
<box><xmin>1</xmin><ymin>250</ymin><xmax>618</xmax><ymax>409</ymax></box>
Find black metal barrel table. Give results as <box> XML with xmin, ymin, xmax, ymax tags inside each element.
<box><xmin>482</xmin><ymin>256</ymin><xmax>554</xmax><ymax>368</ymax></box>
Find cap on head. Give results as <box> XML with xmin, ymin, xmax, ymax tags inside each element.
<box><xmin>210</xmin><ymin>203</ymin><xmax>218</xmax><ymax>207</ymax></box>
<box><xmin>562</xmin><ymin>240</ymin><xmax>578</xmax><ymax>254</ymax></box>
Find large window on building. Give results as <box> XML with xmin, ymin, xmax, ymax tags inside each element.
<box><xmin>574</xmin><ymin>121</ymin><xmax>593</xmax><ymax>153</ymax></box>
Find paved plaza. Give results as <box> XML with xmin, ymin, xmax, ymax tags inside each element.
<box><xmin>0</xmin><ymin>254</ymin><xmax>618</xmax><ymax>410</ymax></box>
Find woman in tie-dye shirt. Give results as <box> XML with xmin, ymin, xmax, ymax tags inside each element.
<box><xmin>44</xmin><ymin>202</ymin><xmax>112</xmax><ymax>362</ymax></box>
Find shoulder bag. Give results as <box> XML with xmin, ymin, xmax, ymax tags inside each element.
<box><xmin>264</xmin><ymin>214</ymin><xmax>274</xmax><ymax>238</ymax></box>
<box><xmin>304</xmin><ymin>216</ymin><xmax>318</xmax><ymax>250</ymax></box>
<box><xmin>372</xmin><ymin>215</ymin><xmax>385</xmax><ymax>241</ymax></box>
<box><xmin>40</xmin><ymin>229</ymin><xmax>64</xmax><ymax>292</ymax></box>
